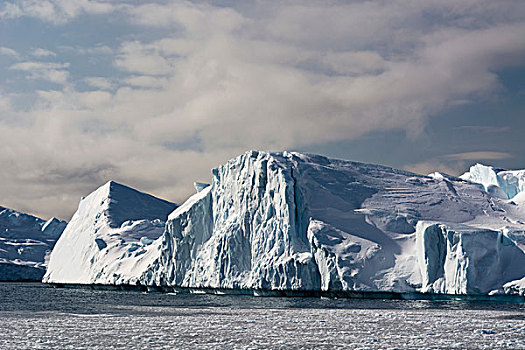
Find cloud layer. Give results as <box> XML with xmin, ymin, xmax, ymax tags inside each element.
<box><xmin>1</xmin><ymin>0</ymin><xmax>525</xmax><ymax>219</ymax></box>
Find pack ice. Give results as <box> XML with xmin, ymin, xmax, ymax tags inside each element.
<box><xmin>43</xmin><ymin>181</ymin><xmax>177</xmax><ymax>284</ymax></box>
<box><xmin>0</xmin><ymin>207</ymin><xmax>66</xmax><ymax>281</ymax></box>
<box><xmin>45</xmin><ymin>152</ymin><xmax>525</xmax><ymax>295</ymax></box>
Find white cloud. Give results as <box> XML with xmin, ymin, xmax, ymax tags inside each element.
<box><xmin>10</xmin><ymin>61</ymin><xmax>69</xmax><ymax>71</ymax></box>
<box><xmin>0</xmin><ymin>46</ymin><xmax>19</xmax><ymax>57</ymax></box>
<box><xmin>62</xmin><ymin>45</ymin><xmax>113</xmax><ymax>56</ymax></box>
<box><xmin>114</xmin><ymin>41</ymin><xmax>173</xmax><ymax>75</ymax></box>
<box><xmin>32</xmin><ymin>48</ymin><xmax>56</xmax><ymax>57</ymax></box>
<box><xmin>36</xmin><ymin>89</ymin><xmax>112</xmax><ymax>110</ymax></box>
<box><xmin>84</xmin><ymin>77</ymin><xmax>112</xmax><ymax>90</ymax></box>
<box><xmin>124</xmin><ymin>76</ymin><xmax>168</xmax><ymax>88</ymax></box>
<box><xmin>10</xmin><ymin>61</ymin><xmax>70</xmax><ymax>84</ymax></box>
<box><xmin>318</xmin><ymin>51</ymin><xmax>386</xmax><ymax>75</ymax></box>
<box><xmin>0</xmin><ymin>0</ymin><xmax>115</xmax><ymax>24</ymax></box>
<box><xmin>127</xmin><ymin>2</ymin><xmax>246</xmax><ymax>35</ymax></box>
<box><xmin>38</xmin><ymin>69</ymin><xmax>69</xmax><ymax>84</ymax></box>
<box><xmin>1</xmin><ymin>0</ymin><xmax>525</xmax><ymax>219</ymax></box>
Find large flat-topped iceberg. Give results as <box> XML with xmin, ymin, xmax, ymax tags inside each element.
<box><xmin>44</xmin><ymin>152</ymin><xmax>525</xmax><ymax>295</ymax></box>
<box><xmin>43</xmin><ymin>181</ymin><xmax>177</xmax><ymax>284</ymax></box>
<box><xmin>0</xmin><ymin>207</ymin><xmax>66</xmax><ymax>281</ymax></box>
<box><xmin>135</xmin><ymin>151</ymin><xmax>525</xmax><ymax>295</ymax></box>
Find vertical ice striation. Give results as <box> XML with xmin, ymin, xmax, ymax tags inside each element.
<box><xmin>143</xmin><ymin>151</ymin><xmax>320</xmax><ymax>290</ymax></box>
<box><xmin>416</xmin><ymin>222</ymin><xmax>525</xmax><ymax>294</ymax></box>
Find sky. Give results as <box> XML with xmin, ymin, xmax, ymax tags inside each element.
<box><xmin>0</xmin><ymin>0</ymin><xmax>524</xmax><ymax>220</ymax></box>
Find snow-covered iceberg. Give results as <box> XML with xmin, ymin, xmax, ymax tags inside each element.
<box><xmin>138</xmin><ymin>152</ymin><xmax>525</xmax><ymax>294</ymax></box>
<box><xmin>45</xmin><ymin>152</ymin><xmax>525</xmax><ymax>296</ymax></box>
<box><xmin>0</xmin><ymin>207</ymin><xmax>66</xmax><ymax>281</ymax></box>
<box><xmin>43</xmin><ymin>181</ymin><xmax>177</xmax><ymax>284</ymax></box>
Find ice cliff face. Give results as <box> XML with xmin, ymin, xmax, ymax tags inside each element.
<box><xmin>43</xmin><ymin>181</ymin><xmax>177</xmax><ymax>284</ymax></box>
<box><xmin>44</xmin><ymin>152</ymin><xmax>525</xmax><ymax>295</ymax></box>
<box><xmin>416</xmin><ymin>222</ymin><xmax>525</xmax><ymax>294</ymax></box>
<box><xmin>142</xmin><ymin>153</ymin><xmax>320</xmax><ymax>289</ymax></box>
<box><xmin>0</xmin><ymin>207</ymin><xmax>66</xmax><ymax>280</ymax></box>
<box><xmin>461</xmin><ymin>163</ymin><xmax>525</xmax><ymax>200</ymax></box>
<box><xmin>135</xmin><ymin>151</ymin><xmax>525</xmax><ymax>295</ymax></box>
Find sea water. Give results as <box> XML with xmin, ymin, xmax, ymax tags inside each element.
<box><xmin>0</xmin><ymin>283</ymin><xmax>523</xmax><ymax>349</ymax></box>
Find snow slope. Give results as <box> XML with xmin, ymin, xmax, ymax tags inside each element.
<box><xmin>45</xmin><ymin>152</ymin><xmax>525</xmax><ymax>295</ymax></box>
<box><xmin>0</xmin><ymin>207</ymin><xmax>66</xmax><ymax>280</ymax></box>
<box><xmin>43</xmin><ymin>181</ymin><xmax>177</xmax><ymax>284</ymax></box>
<box><xmin>133</xmin><ymin>151</ymin><xmax>525</xmax><ymax>295</ymax></box>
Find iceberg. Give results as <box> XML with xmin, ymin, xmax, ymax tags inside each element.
<box><xmin>460</xmin><ymin>163</ymin><xmax>525</xmax><ymax>200</ymax></box>
<box><xmin>0</xmin><ymin>207</ymin><xmax>66</xmax><ymax>281</ymax></box>
<box><xmin>45</xmin><ymin>152</ymin><xmax>525</xmax><ymax>296</ymax></box>
<box><xmin>42</xmin><ymin>181</ymin><xmax>177</xmax><ymax>284</ymax></box>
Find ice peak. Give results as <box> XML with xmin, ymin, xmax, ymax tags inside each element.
<box><xmin>96</xmin><ymin>180</ymin><xmax>159</xmax><ymax>202</ymax></box>
<box><xmin>194</xmin><ymin>182</ymin><xmax>210</xmax><ymax>193</ymax></box>
<box><xmin>41</xmin><ymin>217</ymin><xmax>67</xmax><ymax>237</ymax></box>
<box><xmin>103</xmin><ymin>180</ymin><xmax>129</xmax><ymax>193</ymax></box>
<box><xmin>81</xmin><ymin>180</ymin><xmax>178</xmax><ymax>228</ymax></box>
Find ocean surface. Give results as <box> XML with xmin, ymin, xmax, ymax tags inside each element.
<box><xmin>0</xmin><ymin>283</ymin><xmax>524</xmax><ymax>349</ymax></box>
